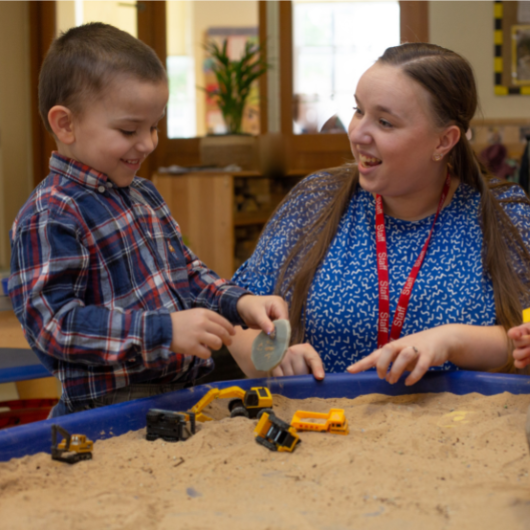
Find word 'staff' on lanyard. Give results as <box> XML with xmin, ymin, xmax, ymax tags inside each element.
<box><xmin>375</xmin><ymin>173</ymin><xmax>451</xmax><ymax>348</ymax></box>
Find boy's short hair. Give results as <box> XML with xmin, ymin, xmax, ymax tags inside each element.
<box><xmin>39</xmin><ymin>22</ymin><xmax>167</xmax><ymax>133</ymax></box>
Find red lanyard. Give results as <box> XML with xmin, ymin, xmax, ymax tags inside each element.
<box><xmin>376</xmin><ymin>173</ymin><xmax>451</xmax><ymax>348</ymax></box>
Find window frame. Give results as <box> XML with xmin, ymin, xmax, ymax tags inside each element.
<box><xmin>30</xmin><ymin>1</ymin><xmax>428</xmax><ymax>182</ymax></box>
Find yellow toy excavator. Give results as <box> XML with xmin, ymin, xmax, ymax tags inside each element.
<box><xmin>189</xmin><ymin>386</ymin><xmax>273</xmax><ymax>422</ymax></box>
<box><xmin>51</xmin><ymin>424</ymin><xmax>93</xmax><ymax>464</ymax></box>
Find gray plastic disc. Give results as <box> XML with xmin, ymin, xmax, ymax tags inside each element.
<box><xmin>251</xmin><ymin>319</ymin><xmax>291</xmax><ymax>372</ymax></box>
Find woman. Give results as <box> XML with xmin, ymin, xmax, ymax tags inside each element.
<box><xmin>228</xmin><ymin>43</ymin><xmax>530</xmax><ymax>384</ymax></box>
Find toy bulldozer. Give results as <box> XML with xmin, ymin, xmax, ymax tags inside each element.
<box><xmin>146</xmin><ymin>409</ymin><xmax>196</xmax><ymax>442</ymax></box>
<box><xmin>51</xmin><ymin>424</ymin><xmax>93</xmax><ymax>464</ymax></box>
<box><xmin>254</xmin><ymin>411</ymin><xmax>301</xmax><ymax>452</ymax></box>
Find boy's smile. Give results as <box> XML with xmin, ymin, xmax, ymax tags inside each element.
<box><xmin>58</xmin><ymin>76</ymin><xmax>169</xmax><ymax>187</ymax></box>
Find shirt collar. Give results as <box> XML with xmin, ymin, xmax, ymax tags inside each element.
<box><xmin>49</xmin><ymin>152</ymin><xmax>113</xmax><ymax>191</ymax></box>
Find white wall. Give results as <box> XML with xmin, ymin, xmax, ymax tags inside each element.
<box><xmin>0</xmin><ymin>1</ymin><xmax>33</xmax><ymax>271</ymax></box>
<box><xmin>430</xmin><ymin>0</ymin><xmax>530</xmax><ymax>120</ymax></box>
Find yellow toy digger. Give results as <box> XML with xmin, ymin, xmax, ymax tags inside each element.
<box><xmin>51</xmin><ymin>424</ymin><xmax>93</xmax><ymax>464</ymax></box>
<box><xmin>189</xmin><ymin>386</ymin><xmax>273</xmax><ymax>422</ymax></box>
<box><xmin>291</xmin><ymin>408</ymin><xmax>349</xmax><ymax>435</ymax></box>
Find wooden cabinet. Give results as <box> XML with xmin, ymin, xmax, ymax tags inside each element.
<box><xmin>153</xmin><ymin>171</ymin><xmax>301</xmax><ymax>280</ymax></box>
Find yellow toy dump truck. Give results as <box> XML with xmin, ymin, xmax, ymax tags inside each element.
<box><xmin>189</xmin><ymin>386</ymin><xmax>273</xmax><ymax>422</ymax></box>
<box><xmin>51</xmin><ymin>424</ymin><xmax>93</xmax><ymax>464</ymax></box>
<box><xmin>291</xmin><ymin>408</ymin><xmax>349</xmax><ymax>435</ymax></box>
<box><xmin>254</xmin><ymin>411</ymin><xmax>301</xmax><ymax>452</ymax></box>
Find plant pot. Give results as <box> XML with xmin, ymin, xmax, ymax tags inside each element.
<box><xmin>200</xmin><ymin>135</ymin><xmax>258</xmax><ymax>170</ymax></box>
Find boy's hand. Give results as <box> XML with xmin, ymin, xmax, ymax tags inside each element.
<box><xmin>170</xmin><ymin>309</ymin><xmax>235</xmax><ymax>359</ymax></box>
<box><xmin>507</xmin><ymin>324</ymin><xmax>530</xmax><ymax>369</ymax></box>
<box><xmin>236</xmin><ymin>294</ymin><xmax>289</xmax><ymax>335</ymax></box>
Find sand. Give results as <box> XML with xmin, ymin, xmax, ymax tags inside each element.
<box><xmin>1</xmin><ymin>391</ymin><xmax>530</xmax><ymax>530</ymax></box>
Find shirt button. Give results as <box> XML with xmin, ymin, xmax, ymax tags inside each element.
<box><xmin>106</xmin><ymin>182</ymin><xmax>113</xmax><ymax>188</ymax></box>
<box><xmin>98</xmin><ymin>186</ymin><xmax>106</xmax><ymax>193</ymax></box>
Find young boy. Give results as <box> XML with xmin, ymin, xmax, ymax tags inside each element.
<box><xmin>9</xmin><ymin>23</ymin><xmax>287</xmax><ymax>417</ymax></box>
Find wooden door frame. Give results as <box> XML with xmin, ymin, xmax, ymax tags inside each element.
<box><xmin>29</xmin><ymin>1</ymin><xmax>56</xmax><ymax>188</ymax></box>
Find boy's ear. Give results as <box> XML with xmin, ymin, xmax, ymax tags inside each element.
<box><xmin>48</xmin><ymin>105</ymin><xmax>76</xmax><ymax>145</ymax></box>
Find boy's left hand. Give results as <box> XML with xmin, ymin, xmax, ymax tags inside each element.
<box><xmin>236</xmin><ymin>294</ymin><xmax>288</xmax><ymax>335</ymax></box>
<box><xmin>507</xmin><ymin>323</ymin><xmax>530</xmax><ymax>369</ymax></box>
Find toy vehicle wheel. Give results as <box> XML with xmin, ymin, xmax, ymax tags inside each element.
<box><xmin>230</xmin><ymin>406</ymin><xmax>250</xmax><ymax>418</ymax></box>
<box><xmin>255</xmin><ymin>436</ymin><xmax>278</xmax><ymax>452</ymax></box>
<box><xmin>228</xmin><ymin>399</ymin><xmax>244</xmax><ymax>412</ymax></box>
<box><xmin>257</xmin><ymin>408</ymin><xmax>273</xmax><ymax>420</ymax></box>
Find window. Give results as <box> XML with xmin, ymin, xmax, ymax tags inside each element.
<box><xmin>56</xmin><ymin>1</ymin><xmax>137</xmax><ymax>37</ymax></box>
<box><xmin>292</xmin><ymin>1</ymin><xmax>400</xmax><ymax>134</ymax></box>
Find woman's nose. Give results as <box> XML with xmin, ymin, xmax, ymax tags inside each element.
<box><xmin>348</xmin><ymin>118</ymin><xmax>371</xmax><ymax>145</ymax></box>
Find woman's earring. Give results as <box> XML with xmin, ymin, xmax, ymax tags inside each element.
<box><xmin>432</xmin><ymin>153</ymin><xmax>442</xmax><ymax>161</ymax></box>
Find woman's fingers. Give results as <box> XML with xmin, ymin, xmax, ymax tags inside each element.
<box><xmin>269</xmin><ymin>343</ymin><xmax>325</xmax><ymax>379</ymax></box>
<box><xmin>374</xmin><ymin>344</ymin><xmax>401</xmax><ymax>379</ymax></box>
<box><xmin>386</xmin><ymin>345</ymin><xmax>419</xmax><ymax>384</ymax></box>
<box><xmin>347</xmin><ymin>351</ymin><xmax>380</xmax><ymax>374</ymax></box>
<box><xmin>403</xmin><ymin>354</ymin><xmax>431</xmax><ymax>386</ymax></box>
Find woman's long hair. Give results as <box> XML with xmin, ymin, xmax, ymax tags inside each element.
<box><xmin>270</xmin><ymin>43</ymin><xmax>530</xmax><ymax>373</ymax></box>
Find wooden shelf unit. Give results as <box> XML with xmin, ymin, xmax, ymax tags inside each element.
<box><xmin>153</xmin><ymin>171</ymin><xmax>301</xmax><ymax>280</ymax></box>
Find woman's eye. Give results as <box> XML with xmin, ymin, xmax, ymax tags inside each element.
<box><xmin>120</xmin><ymin>130</ymin><xmax>136</xmax><ymax>136</ymax></box>
<box><xmin>353</xmin><ymin>106</ymin><xmax>362</xmax><ymax>115</ymax></box>
<box><xmin>151</xmin><ymin>126</ymin><xmax>159</xmax><ymax>133</ymax></box>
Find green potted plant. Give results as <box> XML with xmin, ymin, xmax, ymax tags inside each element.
<box><xmin>200</xmin><ymin>38</ymin><xmax>269</xmax><ymax>170</ymax></box>
<box><xmin>204</xmin><ymin>38</ymin><xmax>269</xmax><ymax>135</ymax></box>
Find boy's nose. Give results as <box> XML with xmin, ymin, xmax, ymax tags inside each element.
<box><xmin>137</xmin><ymin>132</ymin><xmax>157</xmax><ymax>154</ymax></box>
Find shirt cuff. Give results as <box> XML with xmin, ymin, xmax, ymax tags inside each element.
<box><xmin>218</xmin><ymin>285</ymin><xmax>252</xmax><ymax>327</ymax></box>
<box><xmin>138</xmin><ymin>309</ymin><xmax>173</xmax><ymax>366</ymax></box>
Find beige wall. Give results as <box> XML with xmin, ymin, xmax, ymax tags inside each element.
<box><xmin>430</xmin><ymin>0</ymin><xmax>530</xmax><ymax>120</ymax></box>
<box><xmin>0</xmin><ymin>1</ymin><xmax>33</xmax><ymax>271</ymax></box>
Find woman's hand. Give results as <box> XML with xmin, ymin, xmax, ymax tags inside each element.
<box><xmin>347</xmin><ymin>324</ymin><xmax>509</xmax><ymax>385</ymax></box>
<box><xmin>347</xmin><ymin>327</ymin><xmax>451</xmax><ymax>386</ymax></box>
<box><xmin>271</xmin><ymin>342</ymin><xmax>325</xmax><ymax>380</ymax></box>
<box><xmin>507</xmin><ymin>324</ymin><xmax>530</xmax><ymax>369</ymax></box>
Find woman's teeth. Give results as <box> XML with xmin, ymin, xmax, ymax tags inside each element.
<box><xmin>359</xmin><ymin>154</ymin><xmax>382</xmax><ymax>167</ymax></box>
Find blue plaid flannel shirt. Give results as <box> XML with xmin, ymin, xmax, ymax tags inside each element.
<box><xmin>9</xmin><ymin>153</ymin><xmax>249</xmax><ymax>408</ymax></box>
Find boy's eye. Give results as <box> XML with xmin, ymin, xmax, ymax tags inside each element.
<box><xmin>353</xmin><ymin>106</ymin><xmax>362</xmax><ymax>115</ymax></box>
<box><xmin>379</xmin><ymin>119</ymin><xmax>392</xmax><ymax>128</ymax></box>
<box><xmin>120</xmin><ymin>130</ymin><xmax>136</xmax><ymax>136</ymax></box>
<box><xmin>151</xmin><ymin>126</ymin><xmax>159</xmax><ymax>133</ymax></box>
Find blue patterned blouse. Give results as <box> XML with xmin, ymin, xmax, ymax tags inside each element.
<box><xmin>233</xmin><ymin>172</ymin><xmax>530</xmax><ymax>373</ymax></box>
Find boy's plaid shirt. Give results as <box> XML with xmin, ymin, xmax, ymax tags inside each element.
<box><xmin>9</xmin><ymin>153</ymin><xmax>248</xmax><ymax>408</ymax></box>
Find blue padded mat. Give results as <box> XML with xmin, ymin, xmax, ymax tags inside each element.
<box><xmin>0</xmin><ymin>348</ymin><xmax>51</xmax><ymax>383</ymax></box>
<box><xmin>0</xmin><ymin>370</ymin><xmax>529</xmax><ymax>462</ymax></box>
